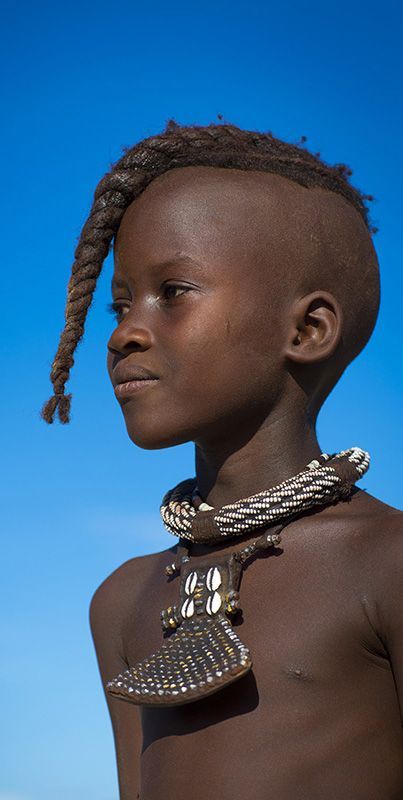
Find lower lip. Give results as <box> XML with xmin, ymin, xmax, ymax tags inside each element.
<box><xmin>114</xmin><ymin>379</ymin><xmax>159</xmax><ymax>398</ymax></box>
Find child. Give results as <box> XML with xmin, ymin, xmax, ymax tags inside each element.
<box><xmin>42</xmin><ymin>121</ymin><xmax>403</xmax><ymax>800</ymax></box>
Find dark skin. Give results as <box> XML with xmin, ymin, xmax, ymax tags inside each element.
<box><xmin>90</xmin><ymin>167</ymin><xmax>403</xmax><ymax>800</ymax></box>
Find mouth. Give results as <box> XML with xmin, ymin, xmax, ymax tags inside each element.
<box><xmin>114</xmin><ymin>378</ymin><xmax>159</xmax><ymax>399</ymax></box>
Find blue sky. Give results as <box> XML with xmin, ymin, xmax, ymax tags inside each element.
<box><xmin>1</xmin><ymin>1</ymin><xmax>402</xmax><ymax>798</ymax></box>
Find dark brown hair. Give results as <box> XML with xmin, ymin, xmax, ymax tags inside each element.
<box><xmin>41</xmin><ymin>118</ymin><xmax>375</xmax><ymax>424</ymax></box>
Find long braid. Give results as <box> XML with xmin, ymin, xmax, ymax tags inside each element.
<box><xmin>41</xmin><ymin>119</ymin><xmax>375</xmax><ymax>424</ymax></box>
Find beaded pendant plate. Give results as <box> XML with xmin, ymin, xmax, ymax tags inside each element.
<box><xmin>106</xmin><ymin>616</ymin><xmax>251</xmax><ymax>706</ymax></box>
<box><xmin>106</xmin><ymin>553</ymin><xmax>252</xmax><ymax>705</ymax></box>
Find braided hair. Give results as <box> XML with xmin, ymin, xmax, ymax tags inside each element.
<box><xmin>41</xmin><ymin>118</ymin><xmax>375</xmax><ymax>424</ymax></box>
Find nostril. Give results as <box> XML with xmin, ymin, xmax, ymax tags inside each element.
<box><xmin>107</xmin><ymin>322</ymin><xmax>153</xmax><ymax>355</ymax></box>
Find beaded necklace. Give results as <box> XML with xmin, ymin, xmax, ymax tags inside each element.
<box><xmin>106</xmin><ymin>447</ymin><xmax>369</xmax><ymax>706</ymax></box>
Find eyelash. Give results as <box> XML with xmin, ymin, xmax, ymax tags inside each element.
<box><xmin>106</xmin><ymin>285</ymin><xmax>192</xmax><ymax>322</ymax></box>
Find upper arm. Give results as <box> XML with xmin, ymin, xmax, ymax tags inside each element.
<box><xmin>90</xmin><ymin>567</ymin><xmax>142</xmax><ymax>800</ymax></box>
<box><xmin>373</xmin><ymin>513</ymin><xmax>403</xmax><ymax>721</ymax></box>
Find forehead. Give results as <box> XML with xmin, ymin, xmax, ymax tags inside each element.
<box><xmin>113</xmin><ymin>166</ymin><xmax>309</xmax><ymax>280</ymax></box>
<box><xmin>112</xmin><ymin>165</ymin><xmax>372</xmax><ymax>304</ymax></box>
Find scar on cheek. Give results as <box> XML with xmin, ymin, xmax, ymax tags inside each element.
<box><xmin>225</xmin><ymin>318</ymin><xmax>231</xmax><ymax>335</ymax></box>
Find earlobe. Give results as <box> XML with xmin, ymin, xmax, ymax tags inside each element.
<box><xmin>284</xmin><ymin>291</ymin><xmax>343</xmax><ymax>364</ymax></box>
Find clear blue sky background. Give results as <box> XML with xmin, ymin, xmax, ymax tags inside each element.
<box><xmin>1</xmin><ymin>1</ymin><xmax>402</xmax><ymax>798</ymax></box>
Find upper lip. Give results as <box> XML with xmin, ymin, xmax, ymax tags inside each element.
<box><xmin>112</xmin><ymin>364</ymin><xmax>159</xmax><ymax>387</ymax></box>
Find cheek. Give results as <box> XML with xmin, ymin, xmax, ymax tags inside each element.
<box><xmin>172</xmin><ymin>300</ymin><xmax>284</xmax><ymax>401</ymax></box>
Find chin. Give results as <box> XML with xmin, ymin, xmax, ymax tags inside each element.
<box><xmin>123</xmin><ymin>416</ymin><xmax>194</xmax><ymax>451</ymax></box>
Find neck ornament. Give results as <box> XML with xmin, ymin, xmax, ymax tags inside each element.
<box><xmin>160</xmin><ymin>447</ymin><xmax>369</xmax><ymax>544</ymax></box>
<box><xmin>106</xmin><ymin>446</ymin><xmax>369</xmax><ymax>707</ymax></box>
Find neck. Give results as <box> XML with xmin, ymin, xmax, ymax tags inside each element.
<box><xmin>194</xmin><ymin>405</ymin><xmax>321</xmax><ymax>510</ymax></box>
<box><xmin>185</xmin><ymin>406</ymin><xmax>321</xmax><ymax>560</ymax></box>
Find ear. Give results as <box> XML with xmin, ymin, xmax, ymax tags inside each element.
<box><xmin>284</xmin><ymin>291</ymin><xmax>343</xmax><ymax>364</ymax></box>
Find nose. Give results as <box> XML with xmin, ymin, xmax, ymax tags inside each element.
<box><xmin>107</xmin><ymin>309</ymin><xmax>154</xmax><ymax>356</ymax></box>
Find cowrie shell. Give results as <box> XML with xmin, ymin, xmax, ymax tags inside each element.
<box><xmin>184</xmin><ymin>571</ymin><xmax>197</xmax><ymax>595</ymax></box>
<box><xmin>181</xmin><ymin>597</ymin><xmax>195</xmax><ymax>618</ymax></box>
<box><xmin>206</xmin><ymin>567</ymin><xmax>221</xmax><ymax>591</ymax></box>
<box><xmin>206</xmin><ymin>591</ymin><xmax>222</xmax><ymax>615</ymax></box>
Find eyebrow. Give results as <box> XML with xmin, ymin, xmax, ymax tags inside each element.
<box><xmin>111</xmin><ymin>255</ymin><xmax>205</xmax><ymax>291</ymax></box>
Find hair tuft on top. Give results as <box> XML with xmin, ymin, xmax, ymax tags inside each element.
<box><xmin>41</xmin><ymin>118</ymin><xmax>376</xmax><ymax>425</ymax></box>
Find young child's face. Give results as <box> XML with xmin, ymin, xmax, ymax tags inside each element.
<box><xmin>106</xmin><ymin>167</ymin><xmax>308</xmax><ymax>449</ymax></box>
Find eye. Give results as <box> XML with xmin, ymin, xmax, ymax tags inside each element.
<box><xmin>106</xmin><ymin>301</ymin><xmax>129</xmax><ymax>323</ymax></box>
<box><xmin>161</xmin><ymin>284</ymin><xmax>192</xmax><ymax>302</ymax></box>
<box><xmin>106</xmin><ymin>284</ymin><xmax>193</xmax><ymax>323</ymax></box>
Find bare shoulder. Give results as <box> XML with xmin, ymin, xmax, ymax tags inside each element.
<box><xmin>348</xmin><ymin>489</ymin><xmax>402</xmax><ymax>542</ymax></box>
<box><xmin>365</xmin><ymin>491</ymin><xmax>403</xmax><ymax>573</ymax></box>
<box><xmin>89</xmin><ymin>545</ymin><xmax>176</xmax><ymax>635</ymax></box>
<box><xmin>343</xmin><ymin>490</ymin><xmax>403</xmax><ymax>632</ymax></box>
<box><xmin>324</xmin><ymin>486</ymin><xmax>399</xmax><ymax>535</ymax></box>
<box><xmin>335</xmin><ymin>488</ymin><xmax>402</xmax><ymax>568</ymax></box>
<box><xmin>310</xmin><ymin>488</ymin><xmax>402</xmax><ymax>600</ymax></box>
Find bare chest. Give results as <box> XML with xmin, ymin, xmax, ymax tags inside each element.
<box><xmin>124</xmin><ymin>538</ymin><xmax>403</xmax><ymax>799</ymax></box>
<box><xmin>124</xmin><ymin>538</ymin><xmax>376</xmax><ymax>683</ymax></box>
